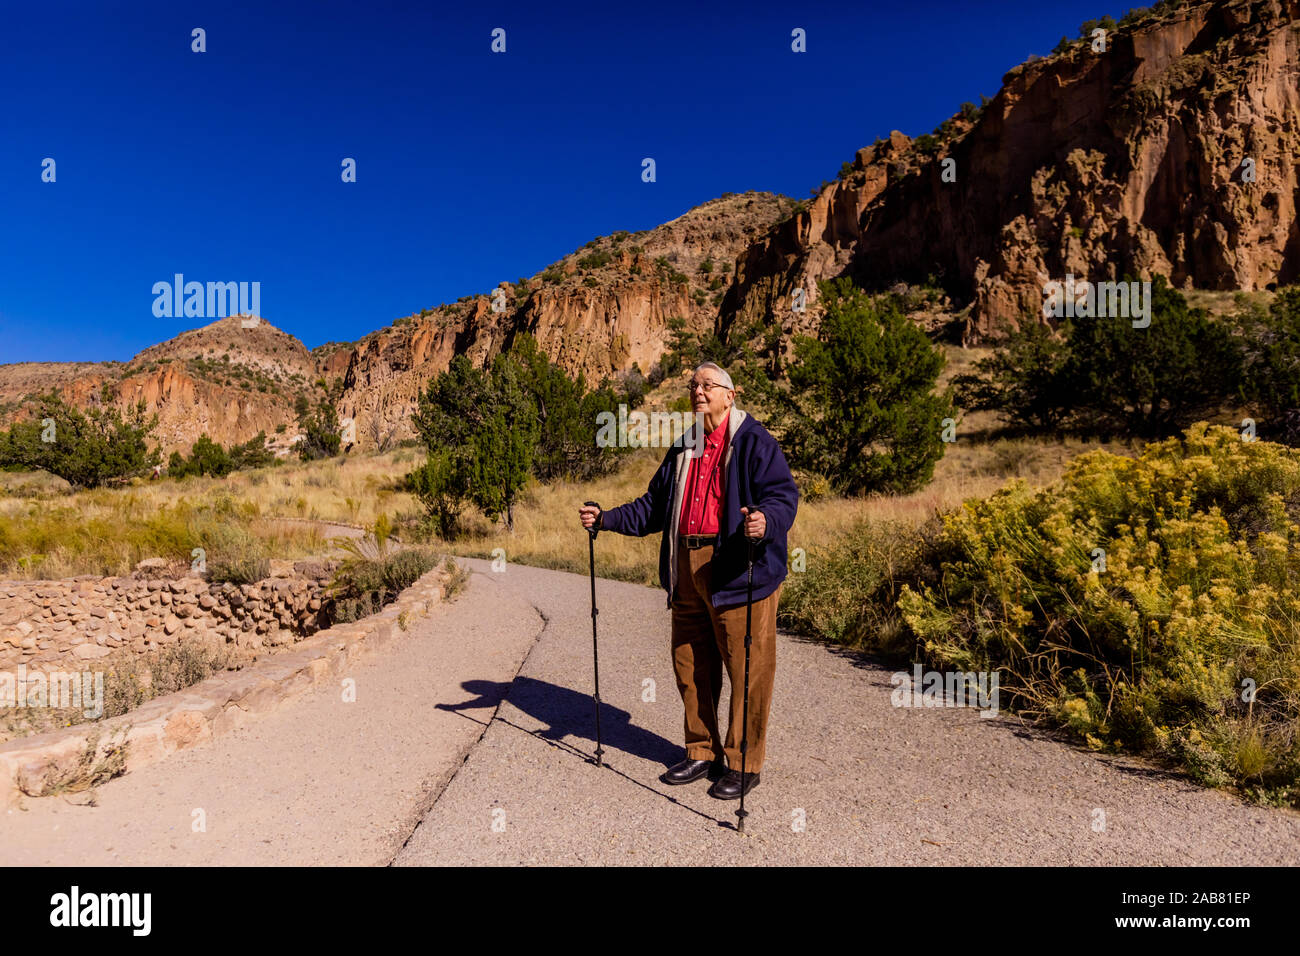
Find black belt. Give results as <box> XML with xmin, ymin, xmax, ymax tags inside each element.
<box><xmin>679</xmin><ymin>534</ymin><xmax>719</xmax><ymax>550</ymax></box>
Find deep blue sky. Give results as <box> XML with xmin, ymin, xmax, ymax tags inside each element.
<box><xmin>0</xmin><ymin>0</ymin><xmax>1135</xmax><ymax>363</ymax></box>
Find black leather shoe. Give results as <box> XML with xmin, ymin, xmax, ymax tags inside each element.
<box><xmin>707</xmin><ymin>769</ymin><xmax>760</xmax><ymax>800</ymax></box>
<box><xmin>660</xmin><ymin>758</ymin><xmax>724</xmax><ymax>785</ymax></box>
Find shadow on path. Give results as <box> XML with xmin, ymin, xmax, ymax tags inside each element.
<box><xmin>437</xmin><ymin>677</ymin><xmax>735</xmax><ymax>827</ymax></box>
<box><xmin>438</xmin><ymin>676</ymin><xmax>681</xmax><ymax>766</ymax></box>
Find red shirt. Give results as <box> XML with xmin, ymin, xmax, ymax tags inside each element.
<box><xmin>679</xmin><ymin>411</ymin><xmax>729</xmax><ymax>536</ymax></box>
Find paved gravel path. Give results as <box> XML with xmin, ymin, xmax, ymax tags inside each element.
<box><xmin>3</xmin><ymin>557</ymin><xmax>1297</xmax><ymax>865</ymax></box>
<box><xmin>0</xmin><ymin>563</ymin><xmax>539</xmax><ymax>865</ymax></box>
<box><xmin>395</xmin><ymin>558</ymin><xmax>1300</xmax><ymax>866</ymax></box>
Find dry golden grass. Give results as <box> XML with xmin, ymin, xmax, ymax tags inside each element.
<box><xmin>0</xmin><ymin>341</ymin><xmax>1122</xmax><ymax>585</ymax></box>
<box><xmin>0</xmin><ymin>449</ymin><xmax>428</xmax><ymax>579</ymax></box>
<box><xmin>0</xmin><ymin>447</ymin><xmax>425</xmax><ymax>521</ymax></box>
<box><xmin>443</xmin><ymin>447</ymin><xmax>666</xmax><ymax>585</ymax></box>
<box><xmin>1183</xmin><ymin>288</ymin><xmax>1272</xmax><ymax>317</ymax></box>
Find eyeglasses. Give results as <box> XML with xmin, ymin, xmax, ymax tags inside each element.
<box><xmin>687</xmin><ymin>380</ymin><xmax>728</xmax><ymax>394</ymax></box>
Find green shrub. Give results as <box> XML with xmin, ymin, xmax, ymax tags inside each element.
<box><xmin>958</xmin><ymin>276</ymin><xmax>1244</xmax><ymax>439</ymax></box>
<box><xmin>780</xmin><ymin>278</ymin><xmax>953</xmax><ymax>495</ymax></box>
<box><xmin>1061</xmin><ymin>275</ymin><xmax>1242</xmax><ymax>437</ymax></box>
<box><xmin>1238</xmin><ymin>286</ymin><xmax>1300</xmax><ymax>444</ymax></box>
<box><xmin>1119</xmin><ymin>7</ymin><xmax>1153</xmax><ymax>28</ymax></box>
<box><xmin>953</xmin><ymin>320</ymin><xmax>1071</xmax><ymax>431</ymax></box>
<box><xmin>0</xmin><ymin>392</ymin><xmax>160</xmax><ymax>489</ymax></box>
<box><xmin>169</xmin><ymin>434</ymin><xmax>234</xmax><ymax>478</ymax></box>
<box><xmin>779</xmin><ymin>517</ymin><xmax>933</xmax><ymax>657</ymax></box>
<box><xmin>298</xmin><ymin>398</ymin><xmax>342</xmax><ymax>461</ymax></box>
<box><xmin>327</xmin><ymin>547</ymin><xmax>439</xmax><ymax>622</ymax></box>
<box><xmin>1078</xmin><ymin>14</ymin><xmax>1118</xmax><ymax>38</ymax></box>
<box><xmin>912</xmin><ymin>133</ymin><xmax>939</xmax><ymax>156</ymax></box>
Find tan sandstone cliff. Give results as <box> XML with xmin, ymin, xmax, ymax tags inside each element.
<box><xmin>0</xmin><ymin>316</ymin><xmax>310</xmax><ymax>455</ymax></box>
<box><xmin>727</xmin><ymin>0</ymin><xmax>1300</xmax><ymax>341</ymax></box>
<box><xmin>331</xmin><ymin>192</ymin><xmax>793</xmax><ymax>449</ymax></box>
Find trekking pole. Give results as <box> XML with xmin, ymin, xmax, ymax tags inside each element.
<box><xmin>584</xmin><ymin>501</ymin><xmax>605</xmax><ymax>768</ymax></box>
<box><xmin>738</xmin><ymin>504</ymin><xmax>758</xmax><ymax>833</ymax></box>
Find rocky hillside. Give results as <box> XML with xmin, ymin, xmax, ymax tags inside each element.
<box><xmin>728</xmin><ymin>0</ymin><xmax>1300</xmax><ymax>342</ymax></box>
<box><xmin>330</xmin><ymin>191</ymin><xmax>794</xmax><ymax>450</ymax></box>
<box><xmin>0</xmin><ymin>195</ymin><xmax>794</xmax><ymax>453</ymax></box>
<box><xmin>0</xmin><ymin>316</ymin><xmax>314</xmax><ymax>455</ymax></box>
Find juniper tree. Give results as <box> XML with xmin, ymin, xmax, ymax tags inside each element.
<box><xmin>782</xmin><ymin>278</ymin><xmax>953</xmax><ymax>495</ymax></box>
<box><xmin>471</xmin><ymin>353</ymin><xmax>539</xmax><ymax>532</ymax></box>
<box><xmin>1236</xmin><ymin>286</ymin><xmax>1300</xmax><ymax>444</ymax></box>
<box><xmin>297</xmin><ymin>396</ymin><xmax>342</xmax><ymax>460</ymax></box>
<box><xmin>406</xmin><ymin>355</ymin><xmax>489</xmax><ymax>539</ymax></box>
<box><xmin>1060</xmin><ymin>275</ymin><xmax>1242</xmax><ymax>438</ymax></box>
<box><xmin>953</xmin><ymin>319</ymin><xmax>1071</xmax><ymax>431</ymax></box>
<box><xmin>0</xmin><ymin>392</ymin><xmax>160</xmax><ymax>488</ymax></box>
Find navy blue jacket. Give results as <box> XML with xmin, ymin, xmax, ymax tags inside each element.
<box><xmin>599</xmin><ymin>409</ymin><xmax>799</xmax><ymax>609</ymax></box>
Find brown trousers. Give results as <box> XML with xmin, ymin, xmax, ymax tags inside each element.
<box><xmin>670</xmin><ymin>542</ymin><xmax>780</xmax><ymax>774</ymax></box>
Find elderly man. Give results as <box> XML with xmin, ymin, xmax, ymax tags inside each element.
<box><xmin>578</xmin><ymin>362</ymin><xmax>798</xmax><ymax>799</ymax></box>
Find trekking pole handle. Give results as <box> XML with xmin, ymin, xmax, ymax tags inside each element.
<box><xmin>584</xmin><ymin>500</ymin><xmax>602</xmax><ymax>539</ymax></box>
<box><xmin>742</xmin><ymin>502</ymin><xmax>762</xmax><ymax>548</ymax></box>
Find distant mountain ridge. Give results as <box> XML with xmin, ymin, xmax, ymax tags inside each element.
<box><xmin>0</xmin><ymin>193</ymin><xmax>795</xmax><ymax>453</ymax></box>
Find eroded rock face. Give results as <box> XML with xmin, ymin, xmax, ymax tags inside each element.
<box><xmin>0</xmin><ymin>316</ymin><xmax>306</xmax><ymax>455</ymax></box>
<box><xmin>331</xmin><ymin>191</ymin><xmax>793</xmax><ymax>448</ymax></box>
<box><xmin>728</xmin><ymin>0</ymin><xmax>1300</xmax><ymax>341</ymax></box>
<box><xmin>115</xmin><ymin>362</ymin><xmax>296</xmax><ymax>454</ymax></box>
<box><xmin>0</xmin><ymin>194</ymin><xmax>794</xmax><ymax>452</ymax></box>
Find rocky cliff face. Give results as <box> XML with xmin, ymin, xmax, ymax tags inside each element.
<box><xmin>332</xmin><ymin>191</ymin><xmax>793</xmax><ymax>448</ymax></box>
<box><xmin>0</xmin><ymin>316</ymin><xmax>308</xmax><ymax>455</ymax></box>
<box><xmin>727</xmin><ymin>0</ymin><xmax>1300</xmax><ymax>341</ymax></box>
<box><xmin>114</xmin><ymin>362</ymin><xmax>300</xmax><ymax>455</ymax></box>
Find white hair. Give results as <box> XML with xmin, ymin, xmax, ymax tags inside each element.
<box><xmin>693</xmin><ymin>361</ymin><xmax>734</xmax><ymax>390</ymax></box>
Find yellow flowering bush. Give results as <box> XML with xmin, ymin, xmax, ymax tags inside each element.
<box><xmin>901</xmin><ymin>424</ymin><xmax>1300</xmax><ymax>804</ymax></box>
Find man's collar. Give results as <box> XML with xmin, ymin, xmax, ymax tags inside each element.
<box><xmin>705</xmin><ymin>410</ymin><xmax>730</xmax><ymax>444</ymax></box>
<box><xmin>682</xmin><ymin>407</ymin><xmax>747</xmax><ymax>454</ymax></box>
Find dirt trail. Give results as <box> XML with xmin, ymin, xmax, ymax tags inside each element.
<box><xmin>0</xmin><ymin>565</ymin><xmax>538</xmax><ymax>865</ymax></box>
<box><xmin>3</xmin><ymin>557</ymin><xmax>1297</xmax><ymax>866</ymax></box>
<box><xmin>394</xmin><ymin>559</ymin><xmax>1300</xmax><ymax>866</ymax></box>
